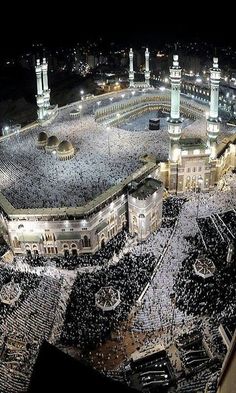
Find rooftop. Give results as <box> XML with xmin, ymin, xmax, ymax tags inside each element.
<box><xmin>180</xmin><ymin>137</ymin><xmax>207</xmax><ymax>151</ymax></box>
<box><xmin>131</xmin><ymin>178</ymin><xmax>162</xmax><ymax>199</ymax></box>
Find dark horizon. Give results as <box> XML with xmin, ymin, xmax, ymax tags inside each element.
<box><xmin>1</xmin><ymin>5</ymin><xmax>235</xmax><ymax>56</ymax></box>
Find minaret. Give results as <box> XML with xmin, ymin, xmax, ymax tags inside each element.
<box><xmin>41</xmin><ymin>58</ymin><xmax>50</xmax><ymax>110</ymax></box>
<box><xmin>207</xmin><ymin>57</ymin><xmax>221</xmax><ymax>159</ymax></box>
<box><xmin>144</xmin><ymin>48</ymin><xmax>150</xmax><ymax>87</ymax></box>
<box><xmin>129</xmin><ymin>48</ymin><xmax>135</xmax><ymax>88</ymax></box>
<box><xmin>168</xmin><ymin>55</ymin><xmax>182</xmax><ymax>161</ymax></box>
<box><xmin>35</xmin><ymin>59</ymin><xmax>44</xmax><ymax>120</ymax></box>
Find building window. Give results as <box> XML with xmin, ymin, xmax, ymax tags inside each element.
<box><xmin>13</xmin><ymin>237</ymin><xmax>21</xmax><ymax>248</ymax></box>
<box><xmin>45</xmin><ymin>230</ymin><xmax>53</xmax><ymax>241</ymax></box>
<box><xmin>83</xmin><ymin>235</ymin><xmax>91</xmax><ymax>248</ymax></box>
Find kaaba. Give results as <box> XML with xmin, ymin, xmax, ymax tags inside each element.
<box><xmin>149</xmin><ymin>118</ymin><xmax>160</xmax><ymax>130</ymax></box>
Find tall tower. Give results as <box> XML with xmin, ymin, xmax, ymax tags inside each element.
<box><xmin>41</xmin><ymin>58</ymin><xmax>51</xmax><ymax>110</ymax></box>
<box><xmin>144</xmin><ymin>48</ymin><xmax>150</xmax><ymax>87</ymax></box>
<box><xmin>168</xmin><ymin>55</ymin><xmax>182</xmax><ymax>161</ymax></box>
<box><xmin>207</xmin><ymin>57</ymin><xmax>221</xmax><ymax>159</ymax></box>
<box><xmin>129</xmin><ymin>48</ymin><xmax>135</xmax><ymax>88</ymax></box>
<box><xmin>35</xmin><ymin>59</ymin><xmax>44</xmax><ymax>120</ymax></box>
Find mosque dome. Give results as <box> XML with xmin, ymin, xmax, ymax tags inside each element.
<box><xmin>47</xmin><ymin>135</ymin><xmax>59</xmax><ymax>147</ymax></box>
<box><xmin>38</xmin><ymin>131</ymin><xmax>48</xmax><ymax>142</ymax></box>
<box><xmin>58</xmin><ymin>140</ymin><xmax>73</xmax><ymax>153</ymax></box>
<box><xmin>57</xmin><ymin>140</ymin><xmax>75</xmax><ymax>161</ymax></box>
<box><xmin>45</xmin><ymin>135</ymin><xmax>60</xmax><ymax>153</ymax></box>
<box><xmin>57</xmin><ymin>140</ymin><xmax>75</xmax><ymax>160</ymax></box>
<box><xmin>37</xmin><ymin>131</ymin><xmax>48</xmax><ymax>148</ymax></box>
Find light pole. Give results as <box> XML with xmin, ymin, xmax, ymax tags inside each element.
<box><xmin>139</xmin><ymin>213</ymin><xmax>145</xmax><ymax>258</ymax></box>
<box><xmin>196</xmin><ymin>175</ymin><xmax>203</xmax><ymax>219</ymax></box>
<box><xmin>80</xmin><ymin>90</ymin><xmax>84</xmax><ymax>101</ymax></box>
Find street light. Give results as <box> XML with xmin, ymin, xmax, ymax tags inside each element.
<box><xmin>196</xmin><ymin>176</ymin><xmax>203</xmax><ymax>219</ymax></box>
<box><xmin>80</xmin><ymin>90</ymin><xmax>84</xmax><ymax>100</ymax></box>
<box><xmin>139</xmin><ymin>213</ymin><xmax>145</xmax><ymax>258</ymax></box>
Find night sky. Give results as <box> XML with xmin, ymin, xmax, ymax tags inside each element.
<box><xmin>0</xmin><ymin>4</ymin><xmax>235</xmax><ymax>55</ymax></box>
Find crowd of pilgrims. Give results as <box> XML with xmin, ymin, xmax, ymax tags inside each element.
<box><xmin>0</xmin><ymin>109</ymin><xmax>168</xmax><ymax>209</ymax></box>
<box><xmin>0</xmin><ymin>267</ymin><xmax>41</xmax><ymax>325</ymax></box>
<box><xmin>0</xmin><ymin>89</ymin><xmax>230</xmax><ymax>210</ymax></box>
<box><xmin>0</xmin><ymin>187</ymin><xmax>234</xmax><ymax>390</ymax></box>
<box><xmin>132</xmin><ymin>180</ymin><xmax>236</xmax><ymax>343</ymax></box>
<box><xmin>61</xmin><ymin>251</ymin><xmax>157</xmax><ymax>349</ymax></box>
<box><xmin>173</xmin><ymin>212</ymin><xmax>236</xmax><ymax>337</ymax></box>
<box><xmin>162</xmin><ymin>196</ymin><xmax>187</xmax><ymax>228</ymax></box>
<box><xmin>0</xmin><ymin>263</ymin><xmax>61</xmax><ymax>393</ymax></box>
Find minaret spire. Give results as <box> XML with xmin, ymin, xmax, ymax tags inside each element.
<box><xmin>168</xmin><ymin>54</ymin><xmax>182</xmax><ymax>162</ymax></box>
<box><xmin>129</xmin><ymin>48</ymin><xmax>135</xmax><ymax>88</ymax></box>
<box><xmin>35</xmin><ymin>59</ymin><xmax>44</xmax><ymax>120</ymax></box>
<box><xmin>41</xmin><ymin>58</ymin><xmax>51</xmax><ymax>109</ymax></box>
<box><xmin>207</xmin><ymin>57</ymin><xmax>221</xmax><ymax>159</ymax></box>
<box><xmin>144</xmin><ymin>48</ymin><xmax>150</xmax><ymax>87</ymax></box>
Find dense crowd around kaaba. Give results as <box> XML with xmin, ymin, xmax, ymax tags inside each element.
<box><xmin>61</xmin><ymin>251</ymin><xmax>156</xmax><ymax>349</ymax></box>
<box><xmin>173</xmin><ymin>211</ymin><xmax>236</xmax><ymax>334</ymax></box>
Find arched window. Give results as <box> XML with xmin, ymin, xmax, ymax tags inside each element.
<box><xmin>45</xmin><ymin>230</ymin><xmax>53</xmax><ymax>241</ymax></box>
<box><xmin>109</xmin><ymin>215</ymin><xmax>115</xmax><ymax>224</ymax></box>
<box><xmin>83</xmin><ymin>236</ymin><xmax>90</xmax><ymax>247</ymax></box>
<box><xmin>13</xmin><ymin>237</ymin><xmax>21</xmax><ymax>248</ymax></box>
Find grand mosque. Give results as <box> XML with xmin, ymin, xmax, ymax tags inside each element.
<box><xmin>0</xmin><ymin>51</ymin><xmax>235</xmax><ymax>258</ymax></box>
